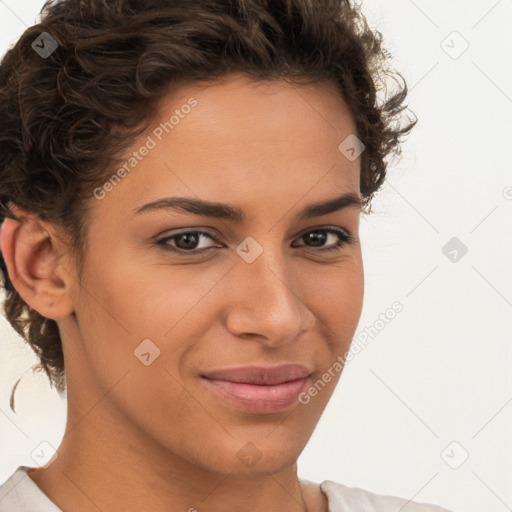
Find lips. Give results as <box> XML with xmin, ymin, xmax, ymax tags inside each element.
<box><xmin>202</xmin><ymin>364</ymin><xmax>311</xmax><ymax>385</ymax></box>
<box><xmin>200</xmin><ymin>364</ymin><xmax>312</xmax><ymax>414</ymax></box>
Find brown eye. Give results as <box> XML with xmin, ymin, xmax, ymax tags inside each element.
<box><xmin>293</xmin><ymin>228</ymin><xmax>353</xmax><ymax>252</ymax></box>
<box><xmin>157</xmin><ymin>231</ymin><xmax>221</xmax><ymax>253</ymax></box>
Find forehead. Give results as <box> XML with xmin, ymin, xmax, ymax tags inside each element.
<box><xmin>158</xmin><ymin>73</ymin><xmax>358</xmax><ymax>154</ymax></box>
<box><xmin>94</xmin><ymin>73</ymin><xmax>361</xmax><ymax>216</ymax></box>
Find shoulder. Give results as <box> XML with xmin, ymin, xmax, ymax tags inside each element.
<box><xmin>0</xmin><ymin>466</ymin><xmax>61</xmax><ymax>512</ymax></box>
<box><xmin>318</xmin><ymin>479</ymin><xmax>453</xmax><ymax>512</ymax></box>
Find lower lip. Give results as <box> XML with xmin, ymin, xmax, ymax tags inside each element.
<box><xmin>201</xmin><ymin>377</ymin><xmax>309</xmax><ymax>414</ymax></box>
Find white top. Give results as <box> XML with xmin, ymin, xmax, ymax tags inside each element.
<box><xmin>0</xmin><ymin>466</ymin><xmax>453</xmax><ymax>511</ymax></box>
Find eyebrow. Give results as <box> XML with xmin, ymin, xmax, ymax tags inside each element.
<box><xmin>133</xmin><ymin>192</ymin><xmax>362</xmax><ymax>222</ymax></box>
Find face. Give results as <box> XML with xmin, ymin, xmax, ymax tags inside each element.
<box><xmin>62</xmin><ymin>73</ymin><xmax>364</xmax><ymax>476</ymax></box>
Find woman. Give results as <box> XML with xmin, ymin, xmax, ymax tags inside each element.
<box><xmin>0</xmin><ymin>0</ymin><xmax>452</xmax><ymax>510</ymax></box>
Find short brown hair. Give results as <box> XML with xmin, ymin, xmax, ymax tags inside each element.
<box><xmin>0</xmin><ymin>0</ymin><xmax>416</xmax><ymax>399</ymax></box>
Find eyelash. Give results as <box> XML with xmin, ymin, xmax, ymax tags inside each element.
<box><xmin>155</xmin><ymin>227</ymin><xmax>354</xmax><ymax>255</ymax></box>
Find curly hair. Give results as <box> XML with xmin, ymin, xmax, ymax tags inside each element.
<box><xmin>0</xmin><ymin>0</ymin><xmax>416</xmax><ymax>405</ymax></box>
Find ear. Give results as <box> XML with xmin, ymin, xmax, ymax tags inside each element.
<box><xmin>0</xmin><ymin>205</ymin><xmax>75</xmax><ymax>320</ymax></box>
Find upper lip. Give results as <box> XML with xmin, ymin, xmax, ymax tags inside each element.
<box><xmin>201</xmin><ymin>364</ymin><xmax>312</xmax><ymax>385</ymax></box>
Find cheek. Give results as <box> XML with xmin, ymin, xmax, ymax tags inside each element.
<box><xmin>328</xmin><ymin>270</ymin><xmax>364</xmax><ymax>337</ymax></box>
<box><xmin>73</xmin><ymin>252</ymin><xmax>230</xmax><ymax>371</ymax></box>
<box><xmin>302</xmin><ymin>256</ymin><xmax>364</xmax><ymax>342</ymax></box>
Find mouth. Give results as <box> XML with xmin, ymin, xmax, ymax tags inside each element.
<box><xmin>200</xmin><ymin>364</ymin><xmax>312</xmax><ymax>414</ymax></box>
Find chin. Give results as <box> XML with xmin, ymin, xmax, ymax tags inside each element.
<box><xmin>194</xmin><ymin>433</ymin><xmax>306</xmax><ymax>477</ymax></box>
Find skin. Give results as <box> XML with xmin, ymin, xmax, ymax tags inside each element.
<box><xmin>0</xmin><ymin>73</ymin><xmax>364</xmax><ymax>512</ymax></box>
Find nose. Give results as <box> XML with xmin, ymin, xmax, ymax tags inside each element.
<box><xmin>224</xmin><ymin>246</ymin><xmax>315</xmax><ymax>348</ymax></box>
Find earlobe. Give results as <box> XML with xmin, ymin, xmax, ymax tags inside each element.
<box><xmin>0</xmin><ymin>209</ymin><xmax>75</xmax><ymax>320</ymax></box>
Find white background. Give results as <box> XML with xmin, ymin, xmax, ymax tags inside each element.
<box><xmin>1</xmin><ymin>1</ymin><xmax>511</xmax><ymax>511</ymax></box>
